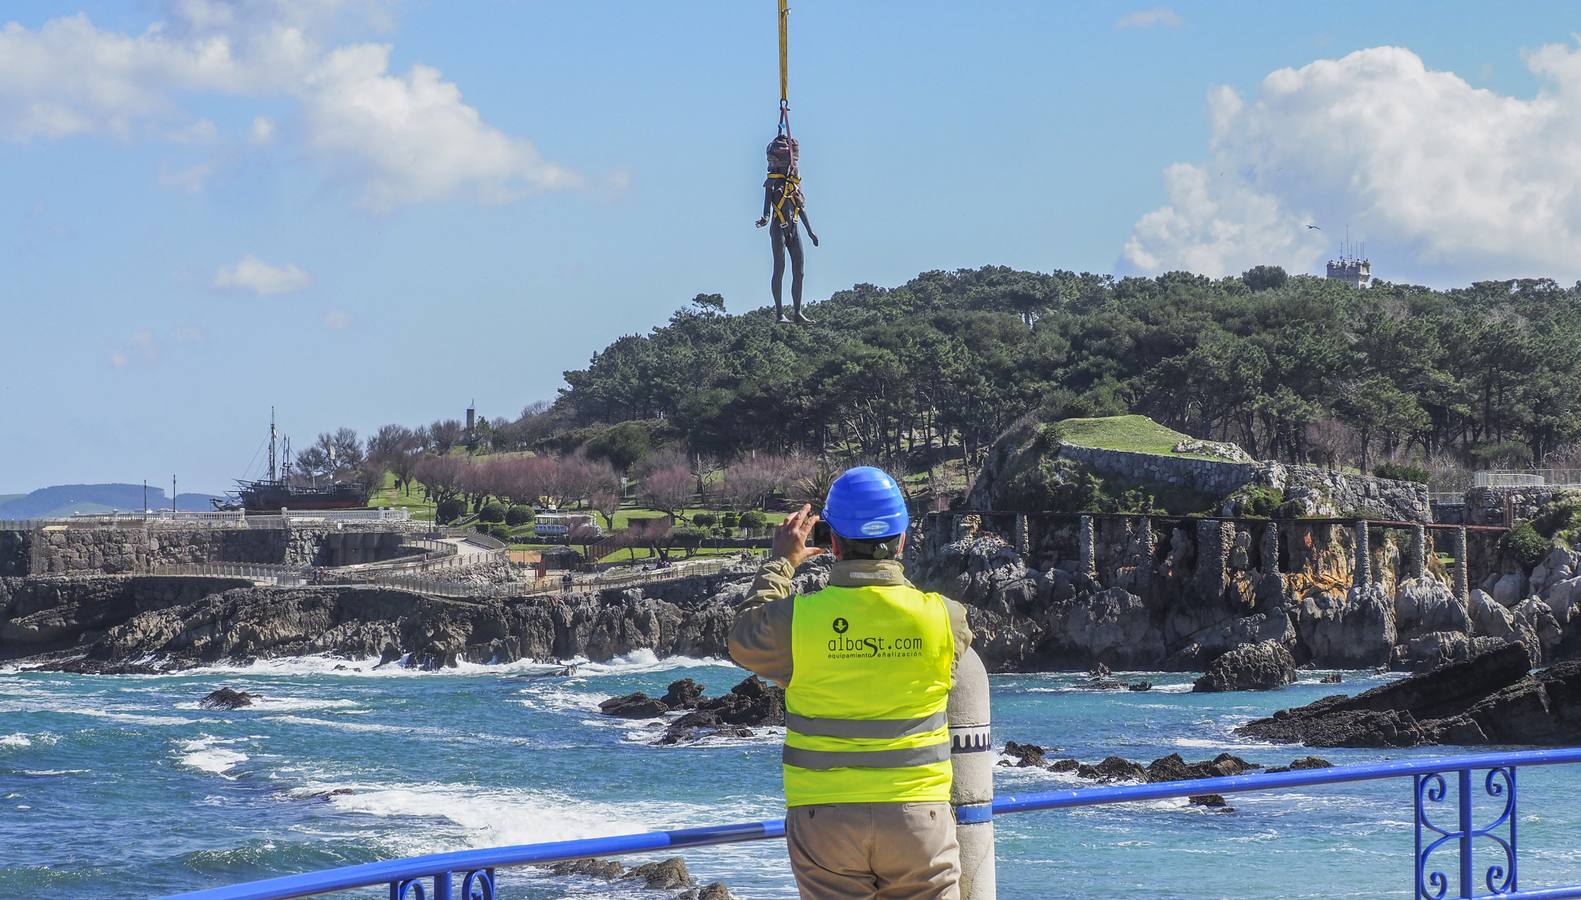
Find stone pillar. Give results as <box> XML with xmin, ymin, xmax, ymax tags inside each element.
<box><xmin>1354</xmin><ymin>520</ymin><xmax>1372</xmax><ymax>587</ymax></box>
<box><xmin>1013</xmin><ymin>514</ymin><xmax>1029</xmax><ymax>558</ymax></box>
<box><xmin>1452</xmin><ymin>527</ymin><xmax>1469</xmax><ymax>601</ymax></box>
<box><xmin>1079</xmin><ymin>515</ymin><xmax>1097</xmax><ymax>583</ymax></box>
<box><xmin>1262</xmin><ymin>522</ymin><xmax>1280</xmax><ymax>575</ymax></box>
<box><xmin>1138</xmin><ymin>515</ymin><xmax>1156</xmax><ymax>564</ymax></box>
<box><xmin>1410</xmin><ymin>524</ymin><xmax>1428</xmax><ymax>582</ymax></box>
<box><xmin>949</xmin><ymin>648</ymin><xmax>996</xmax><ymax>900</ymax></box>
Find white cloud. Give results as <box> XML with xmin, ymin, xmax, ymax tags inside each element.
<box><xmin>213</xmin><ymin>255</ymin><xmax>312</xmax><ymax>295</ymax></box>
<box><xmin>302</xmin><ymin>44</ymin><xmax>580</xmax><ymax>210</ymax></box>
<box><xmin>110</xmin><ymin>351</ymin><xmax>128</xmax><ymax>368</ymax></box>
<box><xmin>324</xmin><ymin>309</ymin><xmax>351</xmax><ymax>329</ymax></box>
<box><xmin>1116</xmin><ymin>8</ymin><xmax>1183</xmax><ymax>30</ymax></box>
<box><xmin>1123</xmin><ymin>43</ymin><xmax>1581</xmax><ymax>281</ymax></box>
<box><xmin>0</xmin><ymin>5</ymin><xmax>576</xmax><ymax>210</ymax></box>
<box><xmin>250</xmin><ymin>115</ymin><xmax>275</xmax><ymax>143</ymax></box>
<box><xmin>158</xmin><ymin>160</ymin><xmax>217</xmax><ymax>193</ymax></box>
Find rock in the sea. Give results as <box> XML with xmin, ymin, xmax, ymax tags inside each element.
<box><xmin>200</xmin><ymin>687</ymin><xmax>258</xmax><ymax>709</ymax></box>
<box><xmin>657</xmin><ymin>677</ymin><xmax>785</xmax><ymax>744</ymax></box>
<box><xmin>1193</xmin><ymin>641</ymin><xmax>1296</xmax><ymax>692</ymax></box>
<box><xmin>599</xmin><ymin>692</ymin><xmax>669</xmax><ymax>719</ymax></box>
<box><xmin>1189</xmin><ymin>793</ymin><xmax>1230</xmax><ymax>809</ymax></box>
<box><xmin>1000</xmin><ymin>741</ymin><xmax>1053</xmax><ymax>768</ymax></box>
<box><xmin>1493</xmin><ymin>574</ymin><xmax>1527</xmax><ymax>608</ymax></box>
<box><xmin>1144</xmin><ymin>752</ymin><xmax>1257</xmax><ymax>782</ymax></box>
<box><xmin>661</xmin><ymin>678</ymin><xmax>705</xmax><ymax>709</ymax></box>
<box><xmin>1264</xmin><ymin>756</ymin><xmax>1334</xmax><ymax>774</ymax></box>
<box><xmin>1127</xmin><ymin>681</ymin><xmax>1152</xmax><ymax>692</ymax></box>
<box><xmin>549</xmin><ymin>858</ymin><xmax>625</xmax><ymax>879</ymax></box>
<box><xmin>678</xmin><ymin>884</ymin><xmax>734</xmax><ymax>900</ymax></box>
<box><xmin>1320</xmin><ymin>673</ymin><xmax>1343</xmax><ymax>684</ymax></box>
<box><xmin>623</xmin><ymin>858</ymin><xmax>693</xmax><ymax>890</ymax></box>
<box><xmin>1076</xmin><ymin>755</ymin><xmax>1147</xmax><ymax>782</ymax></box>
<box><xmin>1237</xmin><ymin>644</ymin><xmax>1581</xmax><ymax>749</ymax></box>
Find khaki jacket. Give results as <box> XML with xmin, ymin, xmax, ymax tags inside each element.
<box><xmin>728</xmin><ymin>557</ymin><xmax>973</xmax><ymax>687</ymax></box>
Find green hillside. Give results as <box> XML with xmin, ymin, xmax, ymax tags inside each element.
<box><xmin>1056</xmin><ymin>415</ymin><xmax>1226</xmax><ymax>460</ymax></box>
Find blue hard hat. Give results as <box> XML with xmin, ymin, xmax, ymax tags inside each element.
<box><xmin>823</xmin><ymin>466</ymin><xmax>909</xmax><ymax>540</ymax></box>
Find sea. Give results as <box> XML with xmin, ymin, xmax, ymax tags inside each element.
<box><xmin>2</xmin><ymin>655</ymin><xmax>1579</xmax><ymax>899</ymax></box>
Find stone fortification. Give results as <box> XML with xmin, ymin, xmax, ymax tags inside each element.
<box><xmin>967</xmin><ymin>414</ymin><xmax>1430</xmax><ymax>523</ymax></box>
<box><xmin>0</xmin><ymin>525</ymin><xmax>407</xmax><ymax>577</ymax></box>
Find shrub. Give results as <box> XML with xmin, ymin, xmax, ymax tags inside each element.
<box><xmin>718</xmin><ymin>512</ymin><xmax>739</xmax><ymax>530</ymax></box>
<box><xmin>1374</xmin><ymin>462</ymin><xmax>1430</xmax><ymax>484</ymax></box>
<box><xmin>1503</xmin><ymin>522</ymin><xmax>1551</xmax><ymax>570</ymax></box>
<box><xmin>1531</xmin><ymin>490</ymin><xmax>1581</xmax><ymax>546</ymax></box>
<box><xmin>479</xmin><ymin>501</ymin><xmax>507</xmax><ymax>523</ymax></box>
<box><xmin>489</xmin><ymin>524</ymin><xmax>513</xmax><ymax>541</ymax></box>
<box><xmin>435</xmin><ymin>498</ymin><xmax>466</xmax><ymax>524</ymax></box>
<box><xmin>505</xmin><ymin>505</ymin><xmax>534</xmax><ymax>527</ymax></box>
<box><xmin>1240</xmin><ymin>486</ymin><xmax>1285</xmax><ymax>518</ymax></box>
<box><xmin>739</xmin><ymin>510</ymin><xmax>768</xmax><ymax>531</ymax></box>
<box><xmin>693</xmin><ymin>512</ymin><xmax>718</xmax><ymax>527</ymax></box>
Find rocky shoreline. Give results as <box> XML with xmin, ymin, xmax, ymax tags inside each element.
<box><xmin>1238</xmin><ymin>643</ymin><xmax>1581</xmax><ymax>748</ymax></box>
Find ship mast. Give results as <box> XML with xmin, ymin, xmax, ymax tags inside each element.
<box><xmin>268</xmin><ymin>407</ymin><xmax>278</xmax><ymax>483</ymax></box>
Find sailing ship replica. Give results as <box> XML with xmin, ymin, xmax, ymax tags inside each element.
<box><xmin>216</xmin><ymin>411</ymin><xmax>370</xmax><ymax>512</ymax></box>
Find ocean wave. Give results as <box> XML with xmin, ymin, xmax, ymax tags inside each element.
<box><xmin>20</xmin><ymin>769</ymin><xmax>89</xmax><ymax>777</ymax></box>
<box><xmin>175</xmin><ymin>696</ymin><xmax>365</xmax><ymax>713</ymax></box>
<box><xmin>0</xmin><ymin>733</ymin><xmax>33</xmax><ymax>748</ymax></box>
<box><xmin>570</xmin><ymin>649</ymin><xmax>729</xmax><ymax>677</ymax></box>
<box><xmin>175</xmin><ymin>736</ymin><xmax>249</xmax><ymax>777</ymax></box>
<box><xmin>289</xmin><ymin>779</ymin><xmax>742</xmax><ymax>856</ymax></box>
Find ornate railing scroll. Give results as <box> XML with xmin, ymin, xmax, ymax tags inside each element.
<box><xmin>1416</xmin><ymin>765</ymin><xmax>1518</xmax><ymax>898</ymax></box>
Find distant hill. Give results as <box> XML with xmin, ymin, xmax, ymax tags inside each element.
<box><xmin>0</xmin><ymin>484</ymin><xmax>223</xmax><ymax>519</ymax></box>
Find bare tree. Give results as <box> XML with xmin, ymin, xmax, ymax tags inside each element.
<box><xmin>430</xmin><ymin>418</ymin><xmax>465</xmax><ymax>454</ymax></box>
<box><xmin>640</xmin><ymin>463</ymin><xmax>695</xmax><ymax>520</ymax></box>
<box><xmin>414</xmin><ymin>454</ymin><xmax>468</xmax><ymax>505</ymax></box>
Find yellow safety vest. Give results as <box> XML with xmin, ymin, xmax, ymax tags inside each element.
<box><xmin>784</xmin><ymin>583</ymin><xmax>954</xmax><ymax>807</ymax></box>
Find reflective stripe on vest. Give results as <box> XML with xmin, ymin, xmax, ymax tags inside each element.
<box><xmin>782</xmin><ymin>742</ymin><xmax>952</xmax><ymax>771</ymax></box>
<box><xmin>784</xmin><ymin>710</ymin><xmax>948</xmax><ymax>740</ymax></box>
<box><xmin>783</xmin><ymin>582</ymin><xmax>954</xmax><ymax>807</ymax></box>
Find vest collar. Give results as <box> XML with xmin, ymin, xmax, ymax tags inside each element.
<box><xmin>829</xmin><ymin>559</ymin><xmax>910</xmax><ymax>588</ymax></box>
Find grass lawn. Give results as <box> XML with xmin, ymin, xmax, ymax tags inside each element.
<box><xmin>368</xmin><ymin>471</ymin><xmax>437</xmax><ymax>521</ymax></box>
<box><xmin>1057</xmin><ymin>415</ymin><xmax>1229</xmax><ymax>461</ymax></box>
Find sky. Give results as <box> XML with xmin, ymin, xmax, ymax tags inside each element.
<box><xmin>4</xmin><ymin>0</ymin><xmax>1581</xmax><ymax>493</ymax></box>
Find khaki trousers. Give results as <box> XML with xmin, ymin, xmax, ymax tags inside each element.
<box><xmin>785</xmin><ymin>802</ymin><xmax>961</xmax><ymax>900</ymax></box>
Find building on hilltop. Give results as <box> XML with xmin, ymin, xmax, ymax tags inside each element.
<box><xmin>1325</xmin><ymin>234</ymin><xmax>1371</xmax><ymax>288</ymax></box>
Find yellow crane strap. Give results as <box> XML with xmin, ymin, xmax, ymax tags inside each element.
<box><xmin>778</xmin><ymin>0</ymin><xmax>790</xmax><ymax>105</ymax></box>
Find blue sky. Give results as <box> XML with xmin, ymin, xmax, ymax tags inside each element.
<box><xmin>4</xmin><ymin>1</ymin><xmax>1581</xmax><ymax>493</ymax></box>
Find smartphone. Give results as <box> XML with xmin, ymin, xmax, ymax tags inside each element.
<box><xmin>811</xmin><ymin>520</ymin><xmax>833</xmax><ymax>548</ymax></box>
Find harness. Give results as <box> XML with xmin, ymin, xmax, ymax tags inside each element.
<box><xmin>767</xmin><ymin>171</ymin><xmax>802</xmax><ymax>230</ymax></box>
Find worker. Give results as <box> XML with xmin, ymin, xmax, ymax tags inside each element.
<box><xmin>756</xmin><ymin>133</ymin><xmax>819</xmax><ymax>325</ymax></box>
<box><xmin>729</xmin><ymin>466</ymin><xmax>972</xmax><ymax>899</ymax></box>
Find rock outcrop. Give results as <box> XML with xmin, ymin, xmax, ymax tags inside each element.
<box><xmin>1192</xmin><ymin>641</ymin><xmax>1296</xmax><ymax>692</ymax></box>
<box><xmin>3</xmin><ymin>575</ymin><xmax>742</xmax><ymax>672</ymax></box>
<box><xmin>599</xmin><ymin>677</ymin><xmax>786</xmax><ymax>745</ymax></box>
<box><xmin>1238</xmin><ymin>644</ymin><xmax>1581</xmax><ymax>748</ymax></box>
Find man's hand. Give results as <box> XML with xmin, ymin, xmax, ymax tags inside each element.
<box><xmin>808</xmin><ymin>231</ymin><xmax>820</xmax><ymax>247</ymax></box>
<box><xmin>772</xmin><ymin>504</ymin><xmax>827</xmax><ymax>568</ymax></box>
<box><xmin>756</xmin><ymin>217</ymin><xmax>769</xmax><ymax>228</ymax></box>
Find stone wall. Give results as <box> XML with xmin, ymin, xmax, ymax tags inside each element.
<box><xmin>1464</xmin><ymin>486</ymin><xmax>1576</xmax><ymax>526</ymax></box>
<box><xmin>0</xmin><ymin>525</ymin><xmax>409</xmax><ymax>576</ymax></box>
<box><xmin>1058</xmin><ymin>445</ymin><xmax>1258</xmax><ymax>500</ymax></box>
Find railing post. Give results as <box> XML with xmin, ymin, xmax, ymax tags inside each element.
<box><xmin>949</xmin><ymin>647</ymin><xmax>996</xmax><ymax>899</ymax></box>
<box><xmin>1457</xmin><ymin>768</ymin><xmax>1473</xmax><ymax>898</ymax></box>
<box><xmin>433</xmin><ymin>871</ymin><xmax>452</xmax><ymax>900</ymax></box>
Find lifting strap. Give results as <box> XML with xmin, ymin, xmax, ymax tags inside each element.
<box><xmin>777</xmin><ymin>0</ymin><xmax>791</xmax><ymax>135</ymax></box>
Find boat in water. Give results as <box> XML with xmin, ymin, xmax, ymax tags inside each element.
<box><xmin>216</xmin><ymin>411</ymin><xmax>370</xmax><ymax>512</ymax></box>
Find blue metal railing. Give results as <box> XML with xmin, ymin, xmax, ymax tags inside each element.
<box><xmin>160</xmin><ymin>748</ymin><xmax>1581</xmax><ymax>900</ymax></box>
